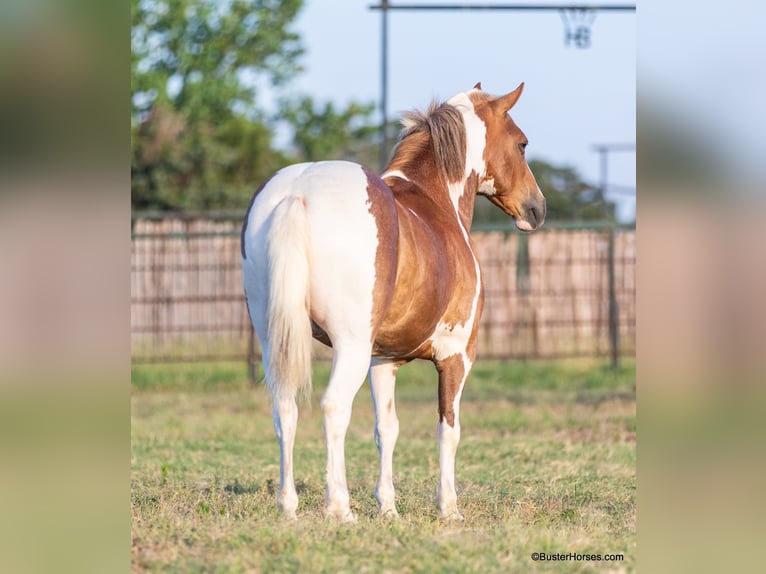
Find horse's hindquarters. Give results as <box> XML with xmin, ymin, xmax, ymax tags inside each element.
<box><xmin>304</xmin><ymin>164</ymin><xmax>399</xmax><ymax>347</ymax></box>
<box><xmin>244</xmin><ymin>161</ymin><xmax>398</xmax><ymax>350</ymax></box>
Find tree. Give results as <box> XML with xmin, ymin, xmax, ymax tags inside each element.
<box><xmin>279</xmin><ymin>96</ymin><xmax>378</xmax><ymax>164</ymax></box>
<box><xmin>131</xmin><ymin>0</ymin><xmax>303</xmax><ymax>121</ymax></box>
<box><xmin>131</xmin><ymin>0</ymin><xmax>304</xmax><ymax>210</ymax></box>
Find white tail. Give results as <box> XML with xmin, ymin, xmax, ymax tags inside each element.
<box><xmin>265</xmin><ymin>196</ymin><xmax>313</xmax><ymax>402</ymax></box>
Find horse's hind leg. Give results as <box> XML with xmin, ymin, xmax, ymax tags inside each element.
<box><xmin>321</xmin><ymin>340</ymin><xmax>372</xmax><ymax>522</ymax></box>
<box><xmin>259</xmin><ymin>339</ymin><xmax>300</xmax><ymax>519</ymax></box>
<box><xmin>369</xmin><ymin>359</ymin><xmax>403</xmax><ymax>517</ymax></box>
<box><xmin>273</xmin><ymin>392</ymin><xmax>299</xmax><ymax>519</ymax></box>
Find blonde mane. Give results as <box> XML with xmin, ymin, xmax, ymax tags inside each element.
<box><xmin>388</xmin><ymin>101</ymin><xmax>467</xmax><ymax>183</ymax></box>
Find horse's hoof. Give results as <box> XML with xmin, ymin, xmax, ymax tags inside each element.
<box><xmin>342</xmin><ymin>511</ymin><xmax>357</xmax><ymax>523</ymax></box>
<box><xmin>440</xmin><ymin>510</ymin><xmax>465</xmax><ymax>522</ymax></box>
<box><xmin>332</xmin><ymin>510</ymin><xmax>356</xmax><ymax>524</ymax></box>
<box><xmin>326</xmin><ymin>508</ymin><xmax>357</xmax><ymax>523</ymax></box>
<box><xmin>379</xmin><ymin>507</ymin><xmax>400</xmax><ymax>519</ymax></box>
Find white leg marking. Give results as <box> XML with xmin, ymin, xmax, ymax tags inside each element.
<box><xmin>273</xmin><ymin>397</ymin><xmax>299</xmax><ymax>519</ymax></box>
<box><xmin>436</xmin><ymin>354</ymin><xmax>471</xmax><ymax>521</ymax></box>
<box><xmin>369</xmin><ymin>359</ymin><xmax>400</xmax><ymax>517</ymax></box>
<box><xmin>437</xmin><ymin>418</ymin><xmax>462</xmax><ymax>520</ymax></box>
<box><xmin>321</xmin><ymin>342</ymin><xmax>372</xmax><ymax>523</ymax></box>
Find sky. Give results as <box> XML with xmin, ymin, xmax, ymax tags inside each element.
<box><xmin>637</xmin><ymin>0</ymin><xmax>766</xmax><ymax>190</ymax></box>
<box><xmin>282</xmin><ymin>0</ymin><xmax>637</xmax><ymax>221</ymax></box>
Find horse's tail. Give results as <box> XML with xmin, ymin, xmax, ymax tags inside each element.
<box><xmin>265</xmin><ymin>196</ymin><xmax>313</xmax><ymax>402</ymax></box>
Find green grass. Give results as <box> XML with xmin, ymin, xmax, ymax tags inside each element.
<box><xmin>132</xmin><ymin>358</ymin><xmax>635</xmax><ymax>573</ymax></box>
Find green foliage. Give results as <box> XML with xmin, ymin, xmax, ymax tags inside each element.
<box><xmin>131</xmin><ymin>104</ymin><xmax>291</xmax><ymax>210</ymax></box>
<box><xmin>131</xmin><ymin>0</ymin><xmax>304</xmax><ymax>210</ymax></box>
<box><xmin>279</xmin><ymin>96</ymin><xmax>378</xmax><ymax>163</ymax></box>
<box><xmin>530</xmin><ymin>159</ymin><xmax>616</xmax><ymax>221</ymax></box>
<box><xmin>131</xmin><ymin>0</ymin><xmax>384</xmax><ymax>211</ymax></box>
<box><xmin>131</xmin><ymin>0</ymin><xmax>304</xmax><ymax>120</ymax></box>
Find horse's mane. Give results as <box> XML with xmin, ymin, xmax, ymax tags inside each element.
<box><xmin>388</xmin><ymin>101</ymin><xmax>466</xmax><ymax>183</ymax></box>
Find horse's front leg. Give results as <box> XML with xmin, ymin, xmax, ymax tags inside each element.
<box><xmin>434</xmin><ymin>348</ymin><xmax>475</xmax><ymax>520</ymax></box>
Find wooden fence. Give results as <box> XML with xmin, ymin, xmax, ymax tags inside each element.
<box><xmin>131</xmin><ymin>216</ymin><xmax>635</xmax><ymax>371</ymax></box>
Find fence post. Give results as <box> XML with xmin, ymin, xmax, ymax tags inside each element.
<box><xmin>247</xmin><ymin>327</ymin><xmax>257</xmax><ymax>385</ymax></box>
<box><xmin>607</xmin><ymin>227</ymin><xmax>620</xmax><ymax>370</ymax></box>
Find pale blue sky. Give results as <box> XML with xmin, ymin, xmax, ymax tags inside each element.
<box><xmin>283</xmin><ymin>1</ymin><xmax>637</xmax><ymax>220</ymax></box>
<box><xmin>638</xmin><ymin>0</ymin><xmax>766</xmax><ymax>188</ymax></box>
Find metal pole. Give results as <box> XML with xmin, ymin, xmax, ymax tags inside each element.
<box><xmin>607</xmin><ymin>227</ymin><xmax>620</xmax><ymax>370</ymax></box>
<box><xmin>597</xmin><ymin>146</ymin><xmax>608</xmax><ymax>218</ymax></box>
<box><xmin>369</xmin><ymin>3</ymin><xmax>636</xmax><ymax>12</ymax></box>
<box><xmin>379</xmin><ymin>0</ymin><xmax>390</xmax><ymax>171</ymax></box>
<box><xmin>598</xmin><ymin>147</ymin><xmax>608</xmax><ymax>199</ymax></box>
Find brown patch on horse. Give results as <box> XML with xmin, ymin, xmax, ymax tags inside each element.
<box><xmin>241</xmin><ymin>174</ymin><xmax>275</xmax><ymax>259</ymax></box>
<box><xmin>388</xmin><ymin>102</ymin><xmax>466</xmax><ymax>185</ymax></box>
<box><xmin>369</xmin><ymin>99</ymin><xmax>485</xmax><ymax>361</ymax></box>
<box><xmin>371</xmin><ymin>178</ymin><xmax>457</xmax><ymax>359</ymax></box>
<box><xmin>436</xmin><ymin>354</ymin><xmax>465</xmax><ymax>427</ymax></box>
<box><xmin>370</xmin><ymin>171</ymin><xmax>483</xmax><ymax>361</ymax></box>
<box><xmin>362</xmin><ymin>166</ymin><xmax>399</xmax><ymax>338</ymax></box>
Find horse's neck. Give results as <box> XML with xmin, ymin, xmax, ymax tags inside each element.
<box><xmin>384</xmin><ymin>155</ymin><xmax>478</xmax><ymax>232</ymax></box>
<box><xmin>448</xmin><ymin>172</ymin><xmax>479</xmax><ymax>231</ymax></box>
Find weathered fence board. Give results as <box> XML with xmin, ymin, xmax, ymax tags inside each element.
<box><xmin>131</xmin><ymin>217</ymin><xmax>635</xmax><ymax>365</ymax></box>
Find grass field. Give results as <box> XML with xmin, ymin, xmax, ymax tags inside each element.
<box><xmin>131</xmin><ymin>358</ymin><xmax>635</xmax><ymax>573</ymax></box>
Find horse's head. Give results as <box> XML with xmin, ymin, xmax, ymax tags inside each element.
<box><xmin>449</xmin><ymin>83</ymin><xmax>546</xmax><ymax>232</ymax></box>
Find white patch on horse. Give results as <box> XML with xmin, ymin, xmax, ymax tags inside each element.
<box><xmin>478</xmin><ymin>176</ymin><xmax>496</xmax><ymax>196</ymax></box>
<box><xmin>444</xmin><ymin>91</ymin><xmax>493</xmax><ymax>221</ymax></box>
<box><xmin>437</xmin><ymin>417</ymin><xmax>461</xmax><ymax>518</ymax></box>
<box><xmin>447</xmin><ymin>91</ymin><xmax>489</xmax><ymax>179</ymax></box>
<box><xmin>297</xmin><ymin>162</ymin><xmax>381</xmax><ymax>339</ymax></box>
<box><xmin>381</xmin><ymin>169</ymin><xmax>410</xmax><ymax>181</ymax></box>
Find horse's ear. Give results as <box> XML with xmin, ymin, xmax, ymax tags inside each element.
<box><xmin>473</xmin><ymin>81</ymin><xmax>482</xmax><ymax>90</ymax></box>
<box><xmin>497</xmin><ymin>82</ymin><xmax>524</xmax><ymax>112</ymax></box>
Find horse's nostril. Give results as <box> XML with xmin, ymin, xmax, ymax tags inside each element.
<box><xmin>529</xmin><ymin>206</ymin><xmax>538</xmax><ymax>226</ymax></box>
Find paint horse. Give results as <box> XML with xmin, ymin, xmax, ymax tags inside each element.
<box><xmin>241</xmin><ymin>83</ymin><xmax>546</xmax><ymax>522</ymax></box>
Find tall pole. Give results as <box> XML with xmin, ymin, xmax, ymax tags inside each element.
<box><xmin>379</xmin><ymin>0</ymin><xmax>390</xmax><ymax>171</ymax></box>
<box><xmin>597</xmin><ymin>146</ymin><xmax>608</xmax><ymax>200</ymax></box>
<box><xmin>591</xmin><ymin>143</ymin><xmax>634</xmax><ymax>371</ymax></box>
<box><xmin>597</xmin><ymin>145</ymin><xmax>608</xmax><ymax>219</ymax></box>
<box><xmin>607</xmin><ymin>226</ymin><xmax>619</xmax><ymax>370</ymax></box>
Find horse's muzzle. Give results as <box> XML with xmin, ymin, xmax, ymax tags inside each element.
<box><xmin>515</xmin><ymin>197</ymin><xmax>547</xmax><ymax>232</ymax></box>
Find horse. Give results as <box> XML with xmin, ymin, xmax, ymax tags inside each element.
<box><xmin>241</xmin><ymin>82</ymin><xmax>546</xmax><ymax>522</ymax></box>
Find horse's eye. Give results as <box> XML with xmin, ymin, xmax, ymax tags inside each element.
<box><xmin>518</xmin><ymin>142</ymin><xmax>528</xmax><ymax>153</ymax></box>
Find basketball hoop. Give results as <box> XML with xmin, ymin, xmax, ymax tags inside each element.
<box><xmin>560</xmin><ymin>8</ymin><xmax>597</xmax><ymax>49</ymax></box>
